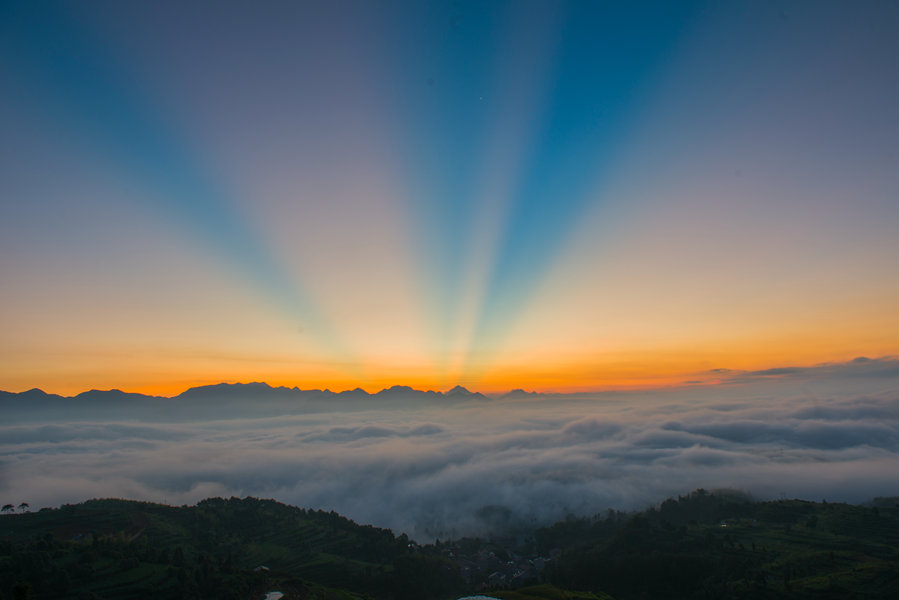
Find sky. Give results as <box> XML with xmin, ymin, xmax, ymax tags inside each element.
<box><xmin>1</xmin><ymin>0</ymin><xmax>898</xmax><ymax>396</ymax></box>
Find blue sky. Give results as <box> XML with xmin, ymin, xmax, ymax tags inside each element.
<box><xmin>1</xmin><ymin>0</ymin><xmax>897</xmax><ymax>394</ymax></box>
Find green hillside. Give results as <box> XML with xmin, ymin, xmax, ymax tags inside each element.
<box><xmin>539</xmin><ymin>489</ymin><xmax>899</xmax><ymax>599</ymax></box>
<box><xmin>2</xmin><ymin>492</ymin><xmax>898</xmax><ymax>600</ymax></box>
<box><xmin>0</xmin><ymin>497</ymin><xmax>462</xmax><ymax>600</ymax></box>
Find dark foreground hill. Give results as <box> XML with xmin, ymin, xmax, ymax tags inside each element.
<box><xmin>0</xmin><ymin>496</ymin><xmax>461</xmax><ymax>600</ymax></box>
<box><xmin>532</xmin><ymin>489</ymin><xmax>899</xmax><ymax>600</ymax></box>
<box><xmin>1</xmin><ymin>491</ymin><xmax>899</xmax><ymax>600</ymax></box>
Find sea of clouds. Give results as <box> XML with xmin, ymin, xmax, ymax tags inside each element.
<box><xmin>2</xmin><ymin>358</ymin><xmax>898</xmax><ymax>541</ymax></box>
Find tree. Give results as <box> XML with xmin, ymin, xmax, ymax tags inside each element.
<box><xmin>17</xmin><ymin>502</ymin><xmax>29</xmax><ymax>513</ymax></box>
<box><xmin>172</xmin><ymin>546</ymin><xmax>185</xmax><ymax>567</ymax></box>
<box><xmin>1</xmin><ymin>504</ymin><xmax>14</xmax><ymax>513</ymax></box>
<box><xmin>12</xmin><ymin>582</ymin><xmax>33</xmax><ymax>600</ymax></box>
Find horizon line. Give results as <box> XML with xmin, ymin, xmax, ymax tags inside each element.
<box><xmin>1</xmin><ymin>354</ymin><xmax>894</xmax><ymax>399</ymax></box>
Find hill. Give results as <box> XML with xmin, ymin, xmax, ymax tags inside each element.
<box><xmin>535</xmin><ymin>489</ymin><xmax>899</xmax><ymax>599</ymax></box>
<box><xmin>2</xmin><ymin>491</ymin><xmax>899</xmax><ymax>599</ymax></box>
<box><xmin>0</xmin><ymin>497</ymin><xmax>462</xmax><ymax>600</ymax></box>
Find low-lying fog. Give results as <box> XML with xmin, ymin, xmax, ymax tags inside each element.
<box><xmin>2</xmin><ymin>358</ymin><xmax>898</xmax><ymax>541</ymax></box>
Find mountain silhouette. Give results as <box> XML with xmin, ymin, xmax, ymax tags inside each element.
<box><xmin>445</xmin><ymin>385</ymin><xmax>487</xmax><ymax>399</ymax></box>
<box><xmin>0</xmin><ymin>382</ymin><xmax>502</xmax><ymax>407</ymax></box>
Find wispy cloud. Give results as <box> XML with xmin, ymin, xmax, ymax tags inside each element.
<box><xmin>708</xmin><ymin>356</ymin><xmax>899</xmax><ymax>383</ymax></box>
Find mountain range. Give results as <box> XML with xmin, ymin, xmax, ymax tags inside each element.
<box><xmin>0</xmin><ymin>382</ymin><xmax>527</xmax><ymax>402</ymax></box>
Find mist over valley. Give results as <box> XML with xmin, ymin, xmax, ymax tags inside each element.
<box><xmin>4</xmin><ymin>357</ymin><xmax>898</xmax><ymax>543</ymax></box>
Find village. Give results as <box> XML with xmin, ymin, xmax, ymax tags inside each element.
<box><xmin>434</xmin><ymin>538</ymin><xmax>559</xmax><ymax>591</ymax></box>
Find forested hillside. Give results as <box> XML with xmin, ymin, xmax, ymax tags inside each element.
<box><xmin>0</xmin><ymin>497</ymin><xmax>461</xmax><ymax>600</ymax></box>
<box><xmin>2</xmin><ymin>491</ymin><xmax>898</xmax><ymax>600</ymax></box>
<box><xmin>537</xmin><ymin>490</ymin><xmax>899</xmax><ymax>599</ymax></box>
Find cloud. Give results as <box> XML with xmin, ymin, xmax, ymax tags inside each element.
<box><xmin>709</xmin><ymin>356</ymin><xmax>899</xmax><ymax>383</ymax></box>
<box><xmin>2</xmin><ymin>362</ymin><xmax>899</xmax><ymax>541</ymax></box>
<box><xmin>302</xmin><ymin>423</ymin><xmax>446</xmax><ymax>442</ymax></box>
<box><xmin>745</xmin><ymin>367</ymin><xmax>808</xmax><ymax>376</ymax></box>
<box><xmin>0</xmin><ymin>423</ymin><xmax>189</xmax><ymax>445</ymax></box>
<box><xmin>789</xmin><ymin>397</ymin><xmax>899</xmax><ymax>421</ymax></box>
<box><xmin>562</xmin><ymin>418</ymin><xmax>622</xmax><ymax>439</ymax></box>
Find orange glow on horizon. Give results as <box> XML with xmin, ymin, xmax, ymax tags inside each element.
<box><xmin>8</xmin><ymin>342</ymin><xmax>895</xmax><ymax>398</ymax></box>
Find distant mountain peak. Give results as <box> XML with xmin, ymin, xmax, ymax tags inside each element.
<box><xmin>445</xmin><ymin>385</ymin><xmax>487</xmax><ymax>399</ymax></box>
<box><xmin>446</xmin><ymin>385</ymin><xmax>472</xmax><ymax>395</ymax></box>
<box><xmin>180</xmin><ymin>382</ymin><xmax>273</xmax><ymax>395</ymax></box>
<box><xmin>376</xmin><ymin>385</ymin><xmax>417</xmax><ymax>395</ymax></box>
<box><xmin>339</xmin><ymin>387</ymin><xmax>370</xmax><ymax>396</ymax></box>
<box><xmin>74</xmin><ymin>389</ymin><xmax>155</xmax><ymax>401</ymax></box>
<box><xmin>501</xmin><ymin>388</ymin><xmax>541</xmax><ymax>397</ymax></box>
<box><xmin>4</xmin><ymin>388</ymin><xmax>58</xmax><ymax>401</ymax></box>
